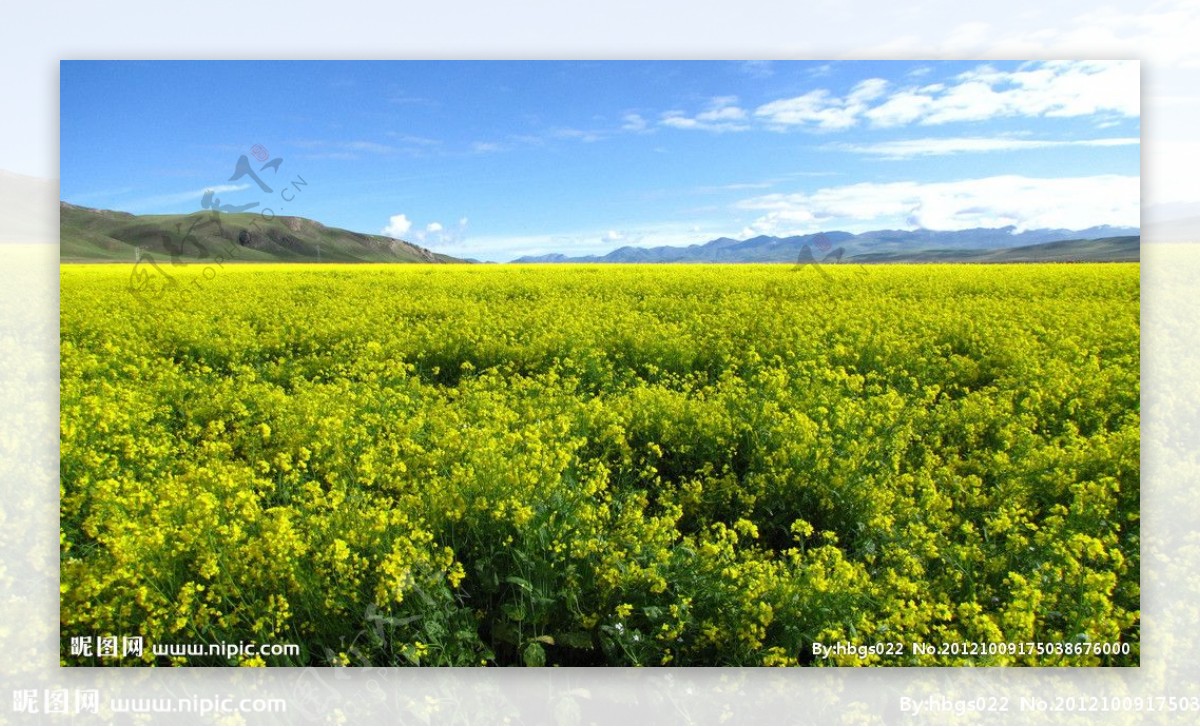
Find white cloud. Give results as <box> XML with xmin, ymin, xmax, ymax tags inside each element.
<box><xmin>661</xmin><ymin>97</ymin><xmax>751</xmax><ymax>132</ymax></box>
<box><xmin>124</xmin><ymin>183</ymin><xmax>252</xmax><ymax>212</ymax></box>
<box><xmin>754</xmin><ymin>78</ymin><xmax>889</xmax><ymax>130</ymax></box>
<box><xmin>830</xmin><ymin>136</ymin><xmax>1140</xmax><ymax>159</ymax></box>
<box><xmin>413</xmin><ymin>216</ymin><xmax>469</xmax><ymax>249</ymax></box>
<box><xmin>850</xmin><ymin>78</ymin><xmax>890</xmax><ymax>103</ymax></box>
<box><xmin>621</xmin><ymin>113</ymin><xmax>649</xmax><ymax>132</ymax></box>
<box><xmin>865</xmin><ymin>61</ymin><xmax>1139</xmax><ymax>128</ymax></box>
<box><xmin>292</xmin><ymin>139</ymin><xmax>399</xmax><ymax>160</ymax></box>
<box><xmin>740</xmin><ymin>61</ymin><xmax>774</xmax><ymax>78</ymax></box>
<box><xmin>601</xmin><ymin>230</ymin><xmax>625</xmax><ymax>243</ymax></box>
<box><xmin>385</xmin><ymin>133</ymin><xmax>441</xmax><ymax>147</ymax></box>
<box><xmin>382</xmin><ymin>214</ymin><xmax>412</xmax><ymax>238</ymax></box>
<box><xmin>749</xmin><ymin>61</ymin><xmax>1138</xmax><ymax>133</ymax></box>
<box><xmin>736</xmin><ymin>175</ymin><xmax>1139</xmax><ymax>236</ymax></box>
<box><xmin>551</xmin><ymin>128</ymin><xmax>604</xmax><ymax>143</ymax></box>
<box><xmin>472</xmin><ymin>127</ymin><xmax>610</xmax><ymax>153</ymax></box>
<box><xmin>193</xmin><ymin>184</ymin><xmax>252</xmax><ymax>199</ymax></box>
<box><xmin>859</xmin><ymin>89</ymin><xmax>934</xmax><ymax>127</ymax></box>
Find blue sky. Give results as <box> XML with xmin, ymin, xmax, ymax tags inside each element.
<box><xmin>60</xmin><ymin>60</ymin><xmax>1139</xmax><ymax>261</ymax></box>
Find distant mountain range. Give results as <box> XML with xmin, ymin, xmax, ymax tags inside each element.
<box><xmin>60</xmin><ymin>202</ymin><xmax>1140</xmax><ymax>266</ymax></box>
<box><xmin>60</xmin><ymin>202</ymin><xmax>465</xmax><ymax>264</ymax></box>
<box><xmin>513</xmin><ymin>226</ymin><xmax>1141</xmax><ymax>264</ymax></box>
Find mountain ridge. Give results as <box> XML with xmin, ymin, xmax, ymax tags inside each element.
<box><xmin>512</xmin><ymin>226</ymin><xmax>1140</xmax><ymax>264</ymax></box>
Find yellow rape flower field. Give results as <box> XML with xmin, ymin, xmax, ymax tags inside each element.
<box><xmin>59</xmin><ymin>262</ymin><xmax>1139</xmax><ymax>666</ymax></box>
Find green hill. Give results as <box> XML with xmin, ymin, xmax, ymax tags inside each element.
<box><xmin>59</xmin><ymin>202</ymin><xmax>465</xmax><ymax>264</ymax></box>
<box><xmin>848</xmin><ymin>235</ymin><xmax>1140</xmax><ymax>264</ymax></box>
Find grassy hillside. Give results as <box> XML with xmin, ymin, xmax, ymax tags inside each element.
<box><xmin>59</xmin><ymin>202</ymin><xmax>464</xmax><ymax>264</ymax></box>
<box><xmin>849</xmin><ymin>236</ymin><xmax>1140</xmax><ymax>264</ymax></box>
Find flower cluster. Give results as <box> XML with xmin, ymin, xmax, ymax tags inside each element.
<box><xmin>60</xmin><ymin>262</ymin><xmax>1139</xmax><ymax>665</ymax></box>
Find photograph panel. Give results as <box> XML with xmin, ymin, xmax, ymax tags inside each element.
<box><xmin>59</xmin><ymin>60</ymin><xmax>1140</xmax><ymax>668</ymax></box>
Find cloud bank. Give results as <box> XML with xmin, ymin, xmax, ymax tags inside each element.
<box><xmin>663</xmin><ymin>61</ymin><xmax>1138</xmax><ymax>134</ymax></box>
<box><xmin>736</xmin><ymin>174</ymin><xmax>1139</xmax><ymax>236</ymax></box>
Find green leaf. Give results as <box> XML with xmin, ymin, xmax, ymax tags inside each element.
<box><xmin>505</xmin><ymin>576</ymin><xmax>534</xmax><ymax>591</ymax></box>
<box><xmin>522</xmin><ymin>641</ymin><xmax>546</xmax><ymax>667</ymax></box>
<box><xmin>501</xmin><ymin>602</ymin><xmax>527</xmax><ymax>622</ymax></box>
